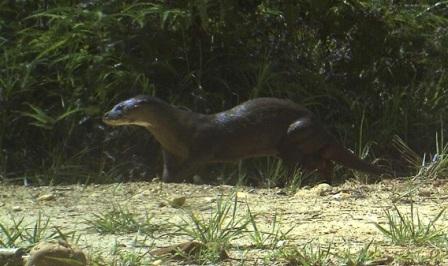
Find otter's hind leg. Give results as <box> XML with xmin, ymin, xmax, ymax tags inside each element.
<box><xmin>301</xmin><ymin>155</ymin><xmax>335</xmax><ymax>184</ymax></box>
<box><xmin>278</xmin><ymin>118</ymin><xmax>335</xmax><ymax>183</ymax></box>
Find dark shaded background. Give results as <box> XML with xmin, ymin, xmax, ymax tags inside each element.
<box><xmin>1</xmin><ymin>0</ymin><xmax>447</xmax><ymax>184</ymax></box>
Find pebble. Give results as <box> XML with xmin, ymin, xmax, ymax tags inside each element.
<box><xmin>331</xmin><ymin>192</ymin><xmax>351</xmax><ymax>200</ymax></box>
<box><xmin>37</xmin><ymin>193</ymin><xmax>56</xmax><ymax>201</ymax></box>
<box><xmin>236</xmin><ymin>192</ymin><xmax>249</xmax><ymax>199</ymax></box>
<box><xmin>12</xmin><ymin>206</ymin><xmax>23</xmax><ymax>212</ymax></box>
<box><xmin>310</xmin><ymin>183</ymin><xmax>333</xmax><ymax>196</ymax></box>
<box><xmin>169</xmin><ymin>196</ymin><xmax>186</xmax><ymax>208</ymax></box>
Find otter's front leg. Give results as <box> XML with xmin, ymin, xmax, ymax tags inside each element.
<box><xmin>161</xmin><ymin>149</ymin><xmax>201</xmax><ymax>183</ymax></box>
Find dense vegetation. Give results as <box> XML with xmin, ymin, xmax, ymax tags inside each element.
<box><xmin>1</xmin><ymin>0</ymin><xmax>447</xmax><ymax>184</ymax></box>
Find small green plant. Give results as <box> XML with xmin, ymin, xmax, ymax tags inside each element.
<box><xmin>0</xmin><ymin>213</ymin><xmax>76</xmax><ymax>250</ymax></box>
<box><xmin>251</xmin><ymin>157</ymin><xmax>306</xmax><ymax>190</ymax></box>
<box><xmin>247</xmin><ymin>207</ymin><xmax>294</xmax><ymax>249</ymax></box>
<box><xmin>111</xmin><ymin>247</ymin><xmax>151</xmax><ymax>266</ymax></box>
<box><xmin>19</xmin><ymin>104</ymin><xmax>82</xmax><ymax>130</ymax></box>
<box><xmin>374</xmin><ymin>203</ymin><xmax>445</xmax><ymax>246</ymax></box>
<box><xmin>175</xmin><ymin>193</ymin><xmax>249</xmax><ymax>263</ymax></box>
<box><xmin>418</xmin><ymin>131</ymin><xmax>448</xmax><ymax>179</ymax></box>
<box><xmin>337</xmin><ymin>241</ymin><xmax>382</xmax><ymax>266</ymax></box>
<box><xmin>285</xmin><ymin>168</ymin><xmax>307</xmax><ymax>194</ymax></box>
<box><xmin>395</xmin><ymin>248</ymin><xmax>446</xmax><ymax>266</ymax></box>
<box><xmin>393</xmin><ymin>132</ymin><xmax>448</xmax><ymax>179</ymax></box>
<box><xmin>89</xmin><ymin>246</ymin><xmax>155</xmax><ymax>266</ymax></box>
<box><xmin>255</xmin><ymin>157</ymin><xmax>286</xmax><ymax>187</ymax></box>
<box><xmin>267</xmin><ymin>242</ymin><xmax>333</xmax><ymax>266</ymax></box>
<box><xmin>0</xmin><ymin>218</ymin><xmax>24</xmax><ymax>248</ymax></box>
<box><xmin>20</xmin><ymin>212</ymin><xmax>61</xmax><ymax>248</ymax></box>
<box><xmin>87</xmin><ymin>206</ymin><xmax>160</xmax><ymax>235</ymax></box>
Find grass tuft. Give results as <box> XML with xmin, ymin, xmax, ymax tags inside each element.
<box><xmin>0</xmin><ymin>212</ymin><xmax>77</xmax><ymax>251</ymax></box>
<box><xmin>337</xmin><ymin>241</ymin><xmax>384</xmax><ymax>266</ymax></box>
<box><xmin>374</xmin><ymin>203</ymin><xmax>445</xmax><ymax>246</ymax></box>
<box><xmin>175</xmin><ymin>193</ymin><xmax>249</xmax><ymax>263</ymax></box>
<box><xmin>247</xmin><ymin>207</ymin><xmax>294</xmax><ymax>249</ymax></box>
<box><xmin>267</xmin><ymin>242</ymin><xmax>332</xmax><ymax>265</ymax></box>
<box><xmin>86</xmin><ymin>205</ymin><xmax>161</xmax><ymax>235</ymax></box>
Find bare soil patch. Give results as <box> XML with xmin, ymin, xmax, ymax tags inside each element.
<box><xmin>1</xmin><ymin>178</ymin><xmax>448</xmax><ymax>265</ymax></box>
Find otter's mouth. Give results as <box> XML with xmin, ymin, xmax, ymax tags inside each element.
<box><xmin>103</xmin><ymin>111</ymin><xmax>128</xmax><ymax>126</ymax></box>
<box><xmin>103</xmin><ymin>114</ymin><xmax>153</xmax><ymax>127</ymax></box>
<box><xmin>103</xmin><ymin>117</ymin><xmax>127</xmax><ymax>126</ymax></box>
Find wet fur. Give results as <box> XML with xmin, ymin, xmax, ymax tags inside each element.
<box><xmin>104</xmin><ymin>96</ymin><xmax>384</xmax><ymax>183</ymax></box>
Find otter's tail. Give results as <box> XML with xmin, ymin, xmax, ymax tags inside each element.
<box><xmin>320</xmin><ymin>143</ymin><xmax>384</xmax><ymax>175</ymax></box>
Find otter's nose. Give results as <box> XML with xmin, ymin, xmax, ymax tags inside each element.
<box><xmin>103</xmin><ymin>110</ymin><xmax>122</xmax><ymax>121</ymax></box>
<box><xmin>103</xmin><ymin>111</ymin><xmax>115</xmax><ymax>121</ymax></box>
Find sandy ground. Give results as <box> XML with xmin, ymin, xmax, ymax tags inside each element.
<box><xmin>1</xmin><ymin>178</ymin><xmax>448</xmax><ymax>265</ymax></box>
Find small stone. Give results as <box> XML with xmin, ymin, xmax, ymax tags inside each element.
<box><xmin>418</xmin><ymin>190</ymin><xmax>432</xmax><ymax>197</ymax></box>
<box><xmin>331</xmin><ymin>192</ymin><xmax>351</xmax><ymax>200</ymax></box>
<box><xmin>204</xmin><ymin>197</ymin><xmax>216</xmax><ymax>204</ymax></box>
<box><xmin>169</xmin><ymin>196</ymin><xmax>186</xmax><ymax>208</ymax></box>
<box><xmin>236</xmin><ymin>192</ymin><xmax>249</xmax><ymax>199</ymax></box>
<box><xmin>12</xmin><ymin>206</ymin><xmax>23</xmax><ymax>212</ymax></box>
<box><xmin>132</xmin><ymin>190</ymin><xmax>152</xmax><ymax>199</ymax></box>
<box><xmin>294</xmin><ymin>189</ymin><xmax>312</xmax><ymax>198</ymax></box>
<box><xmin>37</xmin><ymin>194</ymin><xmax>56</xmax><ymax>201</ymax></box>
<box><xmin>276</xmin><ymin>240</ymin><xmax>288</xmax><ymax>248</ymax></box>
<box><xmin>26</xmin><ymin>241</ymin><xmax>87</xmax><ymax>266</ymax></box>
<box><xmin>310</xmin><ymin>183</ymin><xmax>333</xmax><ymax>196</ymax></box>
<box><xmin>152</xmin><ymin>259</ymin><xmax>163</xmax><ymax>265</ymax></box>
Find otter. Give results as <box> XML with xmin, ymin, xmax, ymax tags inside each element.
<box><xmin>103</xmin><ymin>95</ymin><xmax>384</xmax><ymax>183</ymax></box>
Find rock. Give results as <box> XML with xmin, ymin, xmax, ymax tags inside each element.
<box><xmin>294</xmin><ymin>188</ymin><xmax>312</xmax><ymax>198</ymax></box>
<box><xmin>310</xmin><ymin>183</ymin><xmax>333</xmax><ymax>196</ymax></box>
<box><xmin>295</xmin><ymin>183</ymin><xmax>333</xmax><ymax>198</ymax></box>
<box><xmin>37</xmin><ymin>194</ymin><xmax>56</xmax><ymax>202</ymax></box>
<box><xmin>331</xmin><ymin>192</ymin><xmax>351</xmax><ymax>200</ymax></box>
<box><xmin>0</xmin><ymin>248</ymin><xmax>24</xmax><ymax>266</ymax></box>
<box><xmin>236</xmin><ymin>192</ymin><xmax>249</xmax><ymax>199</ymax></box>
<box><xmin>151</xmin><ymin>259</ymin><xmax>163</xmax><ymax>265</ymax></box>
<box><xmin>12</xmin><ymin>206</ymin><xmax>23</xmax><ymax>212</ymax></box>
<box><xmin>26</xmin><ymin>241</ymin><xmax>87</xmax><ymax>266</ymax></box>
<box><xmin>203</xmin><ymin>197</ymin><xmax>216</xmax><ymax>204</ymax></box>
<box><xmin>132</xmin><ymin>190</ymin><xmax>152</xmax><ymax>199</ymax></box>
<box><xmin>168</xmin><ymin>196</ymin><xmax>186</xmax><ymax>208</ymax></box>
<box><xmin>418</xmin><ymin>189</ymin><xmax>432</xmax><ymax>197</ymax></box>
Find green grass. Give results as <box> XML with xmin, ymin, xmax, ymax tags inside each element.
<box><xmin>0</xmin><ymin>218</ymin><xmax>24</xmax><ymax>248</ymax></box>
<box><xmin>374</xmin><ymin>203</ymin><xmax>445</xmax><ymax>246</ymax></box>
<box><xmin>337</xmin><ymin>241</ymin><xmax>383</xmax><ymax>266</ymax></box>
<box><xmin>395</xmin><ymin>248</ymin><xmax>447</xmax><ymax>266</ymax></box>
<box><xmin>393</xmin><ymin>133</ymin><xmax>448</xmax><ymax>179</ymax></box>
<box><xmin>2</xmin><ymin>1</ymin><xmax>448</xmax><ymax>184</ymax></box>
<box><xmin>247</xmin><ymin>207</ymin><xmax>294</xmax><ymax>249</ymax></box>
<box><xmin>89</xmin><ymin>246</ymin><xmax>156</xmax><ymax>266</ymax></box>
<box><xmin>267</xmin><ymin>242</ymin><xmax>333</xmax><ymax>265</ymax></box>
<box><xmin>86</xmin><ymin>205</ymin><xmax>161</xmax><ymax>235</ymax></box>
<box><xmin>175</xmin><ymin>193</ymin><xmax>249</xmax><ymax>263</ymax></box>
<box><xmin>0</xmin><ymin>212</ymin><xmax>77</xmax><ymax>251</ymax></box>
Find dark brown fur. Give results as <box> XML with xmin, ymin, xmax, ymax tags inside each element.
<box><xmin>103</xmin><ymin>96</ymin><xmax>384</xmax><ymax>183</ymax></box>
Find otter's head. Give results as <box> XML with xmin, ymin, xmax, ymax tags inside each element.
<box><xmin>103</xmin><ymin>95</ymin><xmax>166</xmax><ymax>127</ymax></box>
